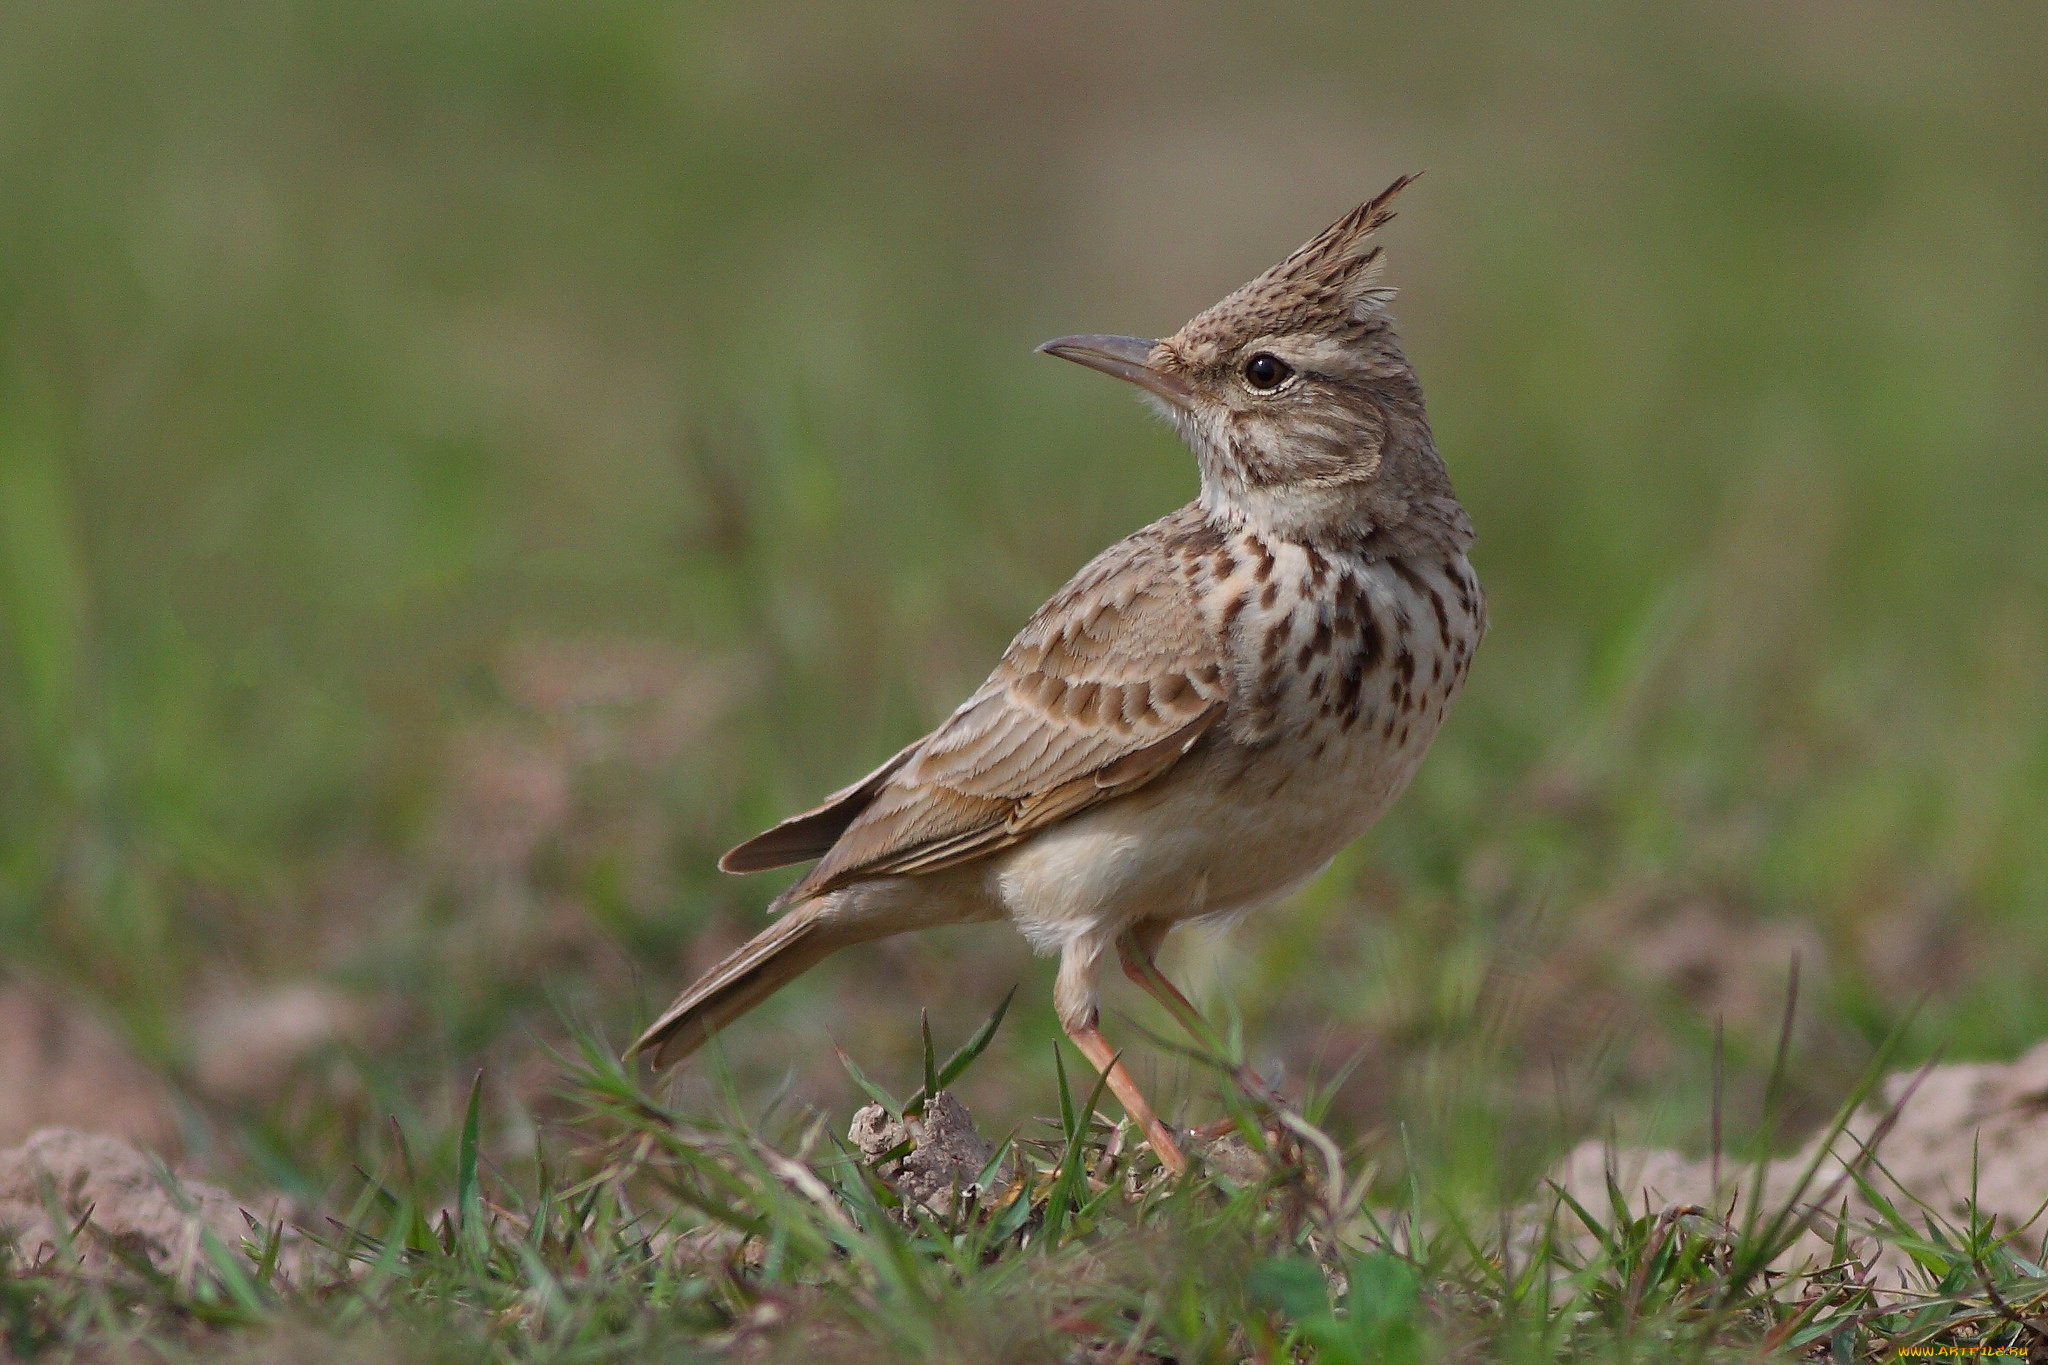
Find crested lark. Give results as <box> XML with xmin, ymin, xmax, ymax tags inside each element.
<box><xmin>630</xmin><ymin>176</ymin><xmax>1484</xmax><ymax>1172</ymax></box>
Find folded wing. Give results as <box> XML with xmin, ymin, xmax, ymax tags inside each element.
<box><xmin>724</xmin><ymin>508</ymin><xmax>1229</xmax><ymax>902</ymax></box>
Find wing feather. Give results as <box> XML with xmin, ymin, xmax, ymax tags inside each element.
<box><xmin>760</xmin><ymin>505</ymin><xmax>1229</xmax><ymax>900</ymax></box>
<box><xmin>717</xmin><ymin>737</ymin><xmax>923</xmax><ymax>873</ymax></box>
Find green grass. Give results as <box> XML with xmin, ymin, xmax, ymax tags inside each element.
<box><xmin>8</xmin><ymin>1006</ymin><xmax>2048</xmax><ymax>1362</ymax></box>
<box><xmin>2</xmin><ymin>1</ymin><xmax>2048</xmax><ymax>1359</ymax></box>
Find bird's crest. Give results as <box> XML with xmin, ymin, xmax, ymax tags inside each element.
<box><xmin>1179</xmin><ymin>174</ymin><xmax>1417</xmax><ymax>346</ymax></box>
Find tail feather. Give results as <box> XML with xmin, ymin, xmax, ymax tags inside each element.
<box><xmin>627</xmin><ymin>899</ymin><xmax>849</xmax><ymax>1068</ymax></box>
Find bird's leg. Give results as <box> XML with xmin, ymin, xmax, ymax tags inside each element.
<box><xmin>1063</xmin><ymin>1015</ymin><xmax>1187</xmax><ymax>1175</ymax></box>
<box><xmin>1114</xmin><ymin>925</ymin><xmax>1214</xmax><ymax>1045</ymax></box>
<box><xmin>1115</xmin><ymin>928</ymin><xmax>1285</xmax><ymax>1109</ymax></box>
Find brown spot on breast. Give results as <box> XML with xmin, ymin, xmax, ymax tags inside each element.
<box><xmin>1356</xmin><ymin>593</ymin><xmax>1384</xmax><ymax>669</ymax></box>
<box><xmin>1309</xmin><ymin>615</ymin><xmax>1334</xmax><ymax>657</ymax></box>
<box><xmin>1261</xmin><ymin>616</ymin><xmax>1291</xmax><ymax>664</ymax></box>
<box><xmin>1454</xmin><ymin>567</ymin><xmax>1478</xmax><ymax>622</ymax></box>
<box><xmin>1260</xmin><ymin>580</ymin><xmax>1280</xmax><ymax>610</ymax></box>
<box><xmin>1334</xmin><ymin>574</ymin><xmax>1373</xmax><ymax>644</ymax></box>
<box><xmin>1335</xmin><ymin>648</ymin><xmax>1370</xmax><ymax>723</ymax></box>
<box><xmin>1250</xmin><ymin>536</ymin><xmax>1276</xmax><ymax>583</ymax></box>
<box><xmin>1177</xmin><ymin>516</ymin><xmax>1229</xmax><ymax>562</ymax></box>
<box><xmin>1253</xmin><ymin>668</ymin><xmax>1289</xmax><ymax>729</ymax></box>
<box><xmin>1388</xmin><ymin>557</ymin><xmax>1427</xmax><ymax>595</ymax></box>
<box><xmin>1395</xmin><ymin>650</ymin><xmax>1416</xmax><ymax>683</ymax></box>
<box><xmin>1212</xmin><ymin>549</ymin><xmax>1237</xmax><ymax>580</ymax></box>
<box><xmin>1220</xmin><ymin>589</ymin><xmax>1250</xmax><ymax>636</ymax></box>
<box><xmin>1304</xmin><ymin>545</ymin><xmax>1330</xmax><ymax>587</ymax></box>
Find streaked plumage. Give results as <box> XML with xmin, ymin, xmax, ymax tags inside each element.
<box><xmin>631</xmin><ymin>176</ymin><xmax>1484</xmax><ymax>1173</ymax></box>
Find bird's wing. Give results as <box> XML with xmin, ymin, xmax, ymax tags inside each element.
<box><xmin>740</xmin><ymin>507</ymin><xmax>1230</xmax><ymax>901</ymax></box>
<box><xmin>718</xmin><ymin>737</ymin><xmax>923</xmax><ymax>874</ymax></box>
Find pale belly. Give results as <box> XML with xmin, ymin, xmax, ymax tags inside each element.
<box><xmin>989</xmin><ymin>685</ymin><xmax>1446</xmax><ymax>957</ymax></box>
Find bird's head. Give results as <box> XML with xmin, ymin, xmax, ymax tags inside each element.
<box><xmin>1040</xmin><ymin>175</ymin><xmax>1468</xmax><ymax>552</ymax></box>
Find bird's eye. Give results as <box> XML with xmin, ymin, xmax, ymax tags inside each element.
<box><xmin>1243</xmin><ymin>353</ymin><xmax>1292</xmax><ymax>391</ymax></box>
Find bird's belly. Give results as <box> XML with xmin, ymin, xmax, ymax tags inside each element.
<box><xmin>990</xmin><ymin>706</ymin><xmax>1440</xmax><ymax>955</ymax></box>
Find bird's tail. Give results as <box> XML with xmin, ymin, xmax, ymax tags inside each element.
<box><xmin>626</xmin><ymin>895</ymin><xmax>854</xmax><ymax>1069</ymax></box>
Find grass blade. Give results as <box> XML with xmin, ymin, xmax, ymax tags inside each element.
<box><xmin>837</xmin><ymin>1047</ymin><xmax>903</xmax><ymax>1120</ymax></box>
<box><xmin>904</xmin><ymin>985</ymin><xmax>1018</xmax><ymax>1114</ymax></box>
<box><xmin>457</xmin><ymin>1069</ymin><xmax>487</xmax><ymax>1260</ymax></box>
<box><xmin>1043</xmin><ymin>1042</ymin><xmax>1115</xmax><ymax>1246</ymax></box>
<box><xmin>919</xmin><ymin>1009</ymin><xmax>939</xmax><ymax>1113</ymax></box>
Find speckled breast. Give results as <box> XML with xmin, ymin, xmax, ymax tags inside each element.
<box><xmin>1198</xmin><ymin>529</ymin><xmax>1484</xmax><ymax>855</ymax></box>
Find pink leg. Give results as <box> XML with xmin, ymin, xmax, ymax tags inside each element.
<box><xmin>1116</xmin><ymin>929</ymin><xmax>1284</xmax><ymax>1108</ymax></box>
<box><xmin>1063</xmin><ymin>1015</ymin><xmax>1188</xmax><ymax>1175</ymax></box>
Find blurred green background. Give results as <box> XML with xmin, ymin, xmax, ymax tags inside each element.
<box><xmin>2</xmin><ymin>1</ymin><xmax>2045</xmax><ymax>1196</ymax></box>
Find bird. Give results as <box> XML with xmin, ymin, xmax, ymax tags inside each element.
<box><xmin>628</xmin><ymin>175</ymin><xmax>1483</xmax><ymax>1173</ymax></box>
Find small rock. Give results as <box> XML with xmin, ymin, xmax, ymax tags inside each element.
<box><xmin>1548</xmin><ymin>1038</ymin><xmax>2048</xmax><ymax>1284</ymax></box>
<box><xmin>1199</xmin><ymin>1133</ymin><xmax>1271</xmax><ymax>1186</ymax></box>
<box><xmin>847</xmin><ymin>1104</ymin><xmax>908</xmax><ymax>1164</ymax></box>
<box><xmin>848</xmin><ymin>1092</ymin><xmax>1001</xmax><ymax>1217</ymax></box>
<box><xmin>0</xmin><ymin>1128</ymin><xmax>303</xmax><ymax>1283</ymax></box>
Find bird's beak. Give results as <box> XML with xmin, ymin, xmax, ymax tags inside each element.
<box><xmin>1036</xmin><ymin>334</ymin><xmax>1194</xmax><ymax>409</ymax></box>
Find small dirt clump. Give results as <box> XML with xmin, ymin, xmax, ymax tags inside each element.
<box><xmin>848</xmin><ymin>1091</ymin><xmax>1003</xmax><ymax>1217</ymax></box>
<box><xmin>1550</xmin><ymin>1037</ymin><xmax>2048</xmax><ymax>1280</ymax></box>
<box><xmin>0</xmin><ymin>1128</ymin><xmax>303</xmax><ymax>1283</ymax></box>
